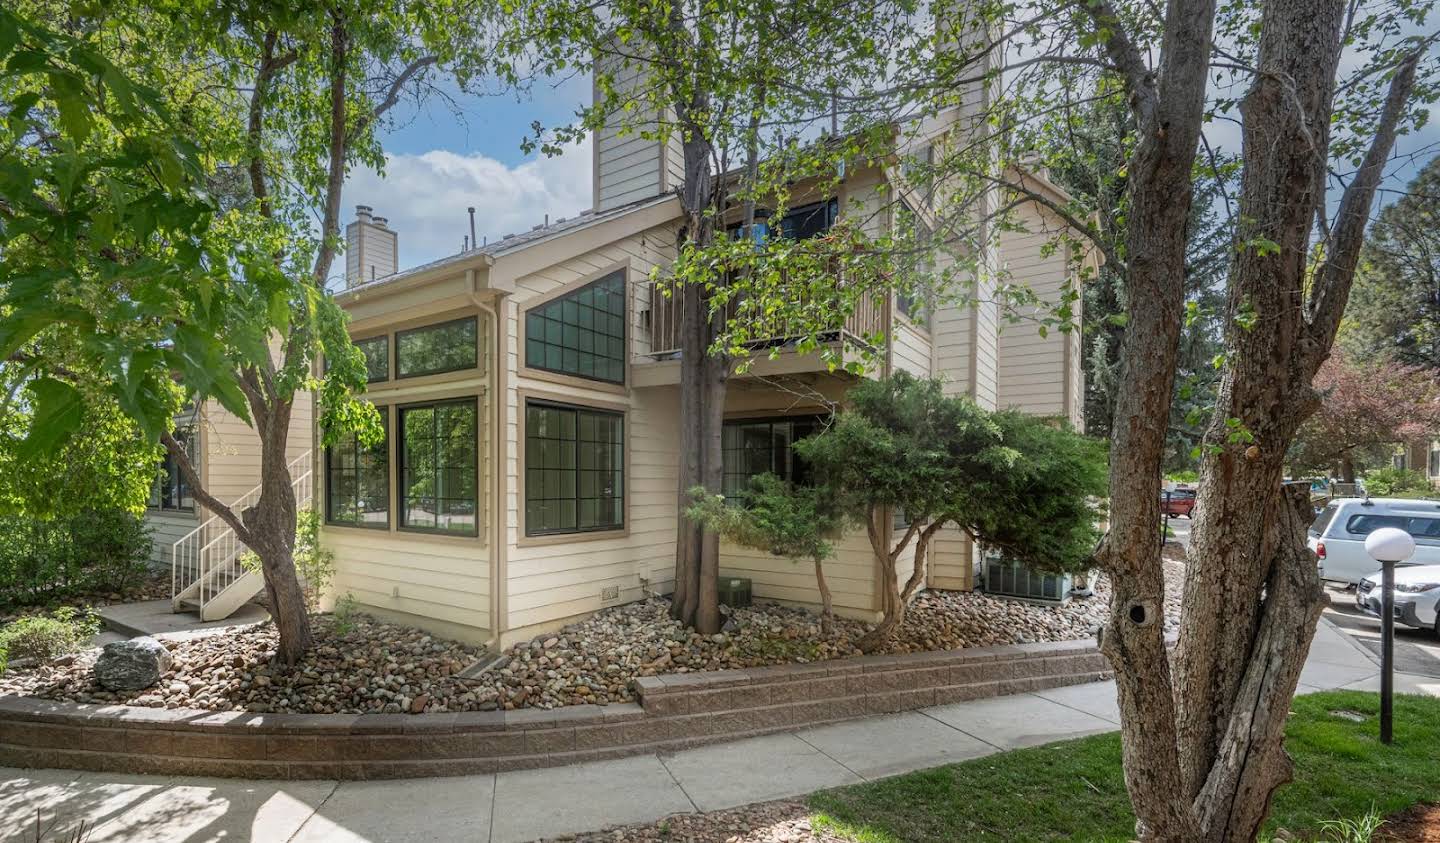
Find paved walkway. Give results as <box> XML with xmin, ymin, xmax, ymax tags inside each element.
<box><xmin>96</xmin><ymin>599</ymin><xmax>269</xmax><ymax>640</ymax></box>
<box><xmin>3</xmin><ymin>618</ymin><xmax>1434</xmax><ymax>843</ymax></box>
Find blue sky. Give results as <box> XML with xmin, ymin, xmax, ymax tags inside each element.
<box><xmin>342</xmin><ymin>61</ymin><xmax>1438</xmax><ymax>275</ymax></box>
<box><xmin>340</xmin><ymin>72</ymin><xmax>596</xmax><ymax>275</ymax></box>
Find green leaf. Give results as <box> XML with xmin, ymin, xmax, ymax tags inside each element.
<box><xmin>21</xmin><ymin>377</ymin><xmax>84</xmax><ymax>456</ymax></box>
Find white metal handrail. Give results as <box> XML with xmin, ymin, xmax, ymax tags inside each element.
<box><xmin>171</xmin><ymin>450</ymin><xmax>313</xmax><ymax>609</ymax></box>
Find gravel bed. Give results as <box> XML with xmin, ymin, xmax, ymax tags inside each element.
<box><xmin>0</xmin><ymin>563</ymin><xmax>1184</xmax><ymax>714</ymax></box>
<box><xmin>538</xmin><ymin>800</ymin><xmax>838</xmax><ymax>843</ymax></box>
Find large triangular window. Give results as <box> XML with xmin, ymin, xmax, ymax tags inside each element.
<box><xmin>525</xmin><ymin>271</ymin><xmax>627</xmax><ymax>384</ymax></box>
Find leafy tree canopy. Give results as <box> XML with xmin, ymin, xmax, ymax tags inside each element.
<box><xmin>797</xmin><ymin>372</ymin><xmax>1108</xmax><ymax>573</ymax></box>
<box><xmin>1341</xmin><ymin>153</ymin><xmax>1440</xmax><ymax>370</ymax></box>
<box><xmin>1287</xmin><ymin>355</ymin><xmax>1440</xmax><ymax>481</ymax></box>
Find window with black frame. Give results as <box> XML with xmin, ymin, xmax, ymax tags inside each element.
<box><xmin>399</xmin><ymin>400</ymin><xmax>478</xmax><ymax>535</ymax></box>
<box><xmin>721</xmin><ymin>416</ymin><xmax>823</xmax><ymax>499</ymax></box>
<box><xmin>525</xmin><ymin>401</ymin><xmax>624</xmax><ymax>535</ymax></box>
<box><xmin>396</xmin><ymin>317</ymin><xmax>477</xmax><ymax>378</ymax></box>
<box><xmin>149</xmin><ymin>428</ymin><xmax>197</xmax><ymax>512</ymax></box>
<box><xmin>325</xmin><ymin>414</ymin><xmax>389</xmax><ymax>528</ymax></box>
<box><xmin>777</xmin><ymin>199</ymin><xmax>838</xmax><ymax>240</ymax></box>
<box><xmin>524</xmin><ymin>271</ymin><xmax>627</xmax><ymax>384</ymax></box>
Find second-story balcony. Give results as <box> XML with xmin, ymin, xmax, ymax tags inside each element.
<box><xmin>635</xmin><ymin>275</ymin><xmax>889</xmax><ymax>360</ymax></box>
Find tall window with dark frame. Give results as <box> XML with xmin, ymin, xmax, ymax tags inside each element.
<box><xmin>399</xmin><ymin>400</ymin><xmax>478</xmax><ymax>535</ymax></box>
<box><xmin>396</xmin><ymin>317</ymin><xmax>477</xmax><ymax>378</ymax></box>
<box><xmin>525</xmin><ymin>271</ymin><xmax>627</xmax><ymax>384</ymax></box>
<box><xmin>325</xmin><ymin>414</ymin><xmax>390</xmax><ymax>528</ymax></box>
<box><xmin>721</xmin><ymin>416</ymin><xmax>823</xmax><ymax>498</ymax></box>
<box><xmin>525</xmin><ymin>402</ymin><xmax>624</xmax><ymax>535</ymax></box>
<box><xmin>149</xmin><ymin>427</ymin><xmax>197</xmax><ymax>512</ymax></box>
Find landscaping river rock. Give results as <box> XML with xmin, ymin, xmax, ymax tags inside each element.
<box><xmin>0</xmin><ymin>564</ymin><xmax>1183</xmax><ymax>714</ymax></box>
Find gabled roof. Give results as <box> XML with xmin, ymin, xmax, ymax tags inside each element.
<box><xmin>336</xmin><ymin>193</ymin><xmax>678</xmax><ymax>301</ymax></box>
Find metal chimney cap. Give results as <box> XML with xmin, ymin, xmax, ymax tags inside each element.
<box><xmin>355</xmin><ymin>204</ymin><xmax>373</xmax><ymax>218</ymax></box>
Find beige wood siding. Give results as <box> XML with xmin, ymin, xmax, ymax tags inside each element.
<box><xmin>891</xmin><ymin>321</ymin><xmax>932</xmax><ymax>378</ymax></box>
<box><xmin>501</xmin><ymin>224</ymin><xmax>680</xmax><ymax>642</ymax></box>
<box><xmin>593</xmin><ymin>54</ymin><xmax>670</xmax><ymax>212</ymax></box>
<box><xmin>997</xmin><ymin>203</ymin><xmax>1079</xmax><ymax>421</ymax></box>
<box><xmin>144</xmin><ymin>510</ymin><xmax>199</xmax><ymax>568</ymax></box>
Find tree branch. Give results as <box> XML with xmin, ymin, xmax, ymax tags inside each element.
<box><xmin>348</xmin><ymin>55</ymin><xmax>438</xmax><ymax>143</ymax></box>
<box><xmin>162</xmin><ymin>431</ymin><xmax>252</xmax><ymax>545</ymax></box>
<box><xmin>1304</xmin><ymin>49</ymin><xmax>1422</xmax><ymax>371</ymax></box>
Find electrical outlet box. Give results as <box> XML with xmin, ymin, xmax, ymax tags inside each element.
<box><xmin>600</xmin><ymin>585</ymin><xmax>620</xmax><ymax>602</ymax></box>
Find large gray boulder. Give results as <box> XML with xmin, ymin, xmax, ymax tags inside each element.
<box><xmin>95</xmin><ymin>637</ymin><xmax>172</xmax><ymax>691</ymax></box>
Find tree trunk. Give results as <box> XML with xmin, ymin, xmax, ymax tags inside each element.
<box><xmin>669</xmin><ymin>102</ymin><xmax>723</xmax><ymax>630</ymax></box>
<box><xmin>1340</xmin><ymin>454</ymin><xmax>1355</xmax><ymax>483</ymax></box>
<box><xmin>813</xmin><ymin>555</ymin><xmax>834</xmax><ymax>635</ymax></box>
<box><xmin>1078</xmin><ymin>0</ymin><xmax>1219</xmax><ymax>836</ymax></box>
<box><xmin>856</xmin><ymin>512</ymin><xmax>917</xmax><ymax>653</ymax></box>
<box><xmin>1081</xmin><ymin>0</ymin><xmax>1418</xmax><ymax>836</ymax></box>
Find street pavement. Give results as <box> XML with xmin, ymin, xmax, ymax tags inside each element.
<box><xmin>1322</xmin><ymin>582</ymin><xmax>1440</xmax><ymax>678</ymax></box>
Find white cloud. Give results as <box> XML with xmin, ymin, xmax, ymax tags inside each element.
<box><xmin>342</xmin><ymin>142</ymin><xmax>592</xmax><ymax>269</ymax></box>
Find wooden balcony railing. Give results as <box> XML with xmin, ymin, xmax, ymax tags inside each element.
<box><xmin>637</xmin><ymin>273</ymin><xmax>888</xmax><ymax>358</ymax></box>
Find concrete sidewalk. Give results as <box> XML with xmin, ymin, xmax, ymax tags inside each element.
<box><xmin>3</xmin><ymin>618</ymin><xmax>1433</xmax><ymax>843</ymax></box>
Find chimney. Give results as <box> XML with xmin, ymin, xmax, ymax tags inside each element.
<box><xmin>592</xmin><ymin>36</ymin><xmax>684</xmax><ymax>212</ymax></box>
<box><xmin>345</xmin><ymin>205</ymin><xmax>399</xmax><ymax>288</ymax></box>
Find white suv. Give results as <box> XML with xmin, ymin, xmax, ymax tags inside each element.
<box><xmin>1356</xmin><ymin>564</ymin><xmax>1440</xmax><ymax>632</ymax></box>
<box><xmin>1308</xmin><ymin>497</ymin><xmax>1440</xmax><ymax>586</ymax></box>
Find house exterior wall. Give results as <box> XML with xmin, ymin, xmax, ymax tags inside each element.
<box><xmin>499</xmin><ymin>222</ymin><xmax>681</xmax><ymax>645</ymax></box>
<box><xmin>318</xmin><ymin>147</ymin><xmax>1088</xmax><ymax>644</ymax></box>
<box><xmin>996</xmin><ymin>202</ymin><xmax>1083</xmax><ymax>428</ymax></box>
<box><xmin>592</xmin><ymin>52</ymin><xmax>684</xmax><ymax>212</ymax></box>
<box><xmin>320</xmin><ymin>303</ymin><xmax>495</xmax><ymax>644</ymax></box>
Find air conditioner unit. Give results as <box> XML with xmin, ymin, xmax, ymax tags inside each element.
<box><xmin>982</xmin><ymin>551</ymin><xmax>1072</xmax><ymax>605</ymax></box>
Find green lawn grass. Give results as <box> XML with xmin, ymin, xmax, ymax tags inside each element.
<box><xmin>808</xmin><ymin>691</ymin><xmax>1440</xmax><ymax>842</ymax></box>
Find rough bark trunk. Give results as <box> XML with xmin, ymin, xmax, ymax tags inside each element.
<box><xmin>1071</xmin><ymin>0</ymin><xmax>1420</xmax><ymax>837</ymax></box>
<box><xmin>1173</xmin><ymin>11</ymin><xmax>1420</xmax><ymax>837</ymax></box>
<box><xmin>856</xmin><ymin>514</ymin><xmax>923</xmax><ymax>653</ymax></box>
<box><xmin>669</xmin><ymin>88</ymin><xmax>724</xmax><ymax>631</ymax></box>
<box><xmin>1077</xmin><ymin>0</ymin><xmax>1218</xmax><ymax>837</ymax></box>
<box><xmin>813</xmin><ymin>556</ymin><xmax>834</xmax><ymax>634</ymax></box>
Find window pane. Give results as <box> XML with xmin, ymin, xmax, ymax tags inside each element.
<box><xmin>356</xmin><ymin>336</ymin><xmax>389</xmax><ymax>381</ymax></box>
<box><xmin>150</xmin><ymin>428</ymin><xmax>198</xmax><ymax>512</ymax></box>
<box><xmin>396</xmin><ymin>317</ymin><xmax>478</xmax><ymax>378</ymax></box>
<box><xmin>721</xmin><ymin>416</ymin><xmax>825</xmax><ymax>502</ymax></box>
<box><xmin>524</xmin><ymin>272</ymin><xmax>626</xmax><ymax>384</ymax></box>
<box><xmin>779</xmin><ymin>198</ymin><xmax>838</xmax><ymax>240</ymax></box>
<box><xmin>325</xmin><ymin>413</ymin><xmax>389</xmax><ymax>528</ymax></box>
<box><xmin>524</xmin><ymin>401</ymin><xmax>625</xmax><ymax>535</ymax></box>
<box><xmin>400</xmin><ymin>401</ymin><xmax>477</xmax><ymax>534</ymax></box>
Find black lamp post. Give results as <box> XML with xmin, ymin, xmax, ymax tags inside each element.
<box><xmin>1363</xmin><ymin>526</ymin><xmax>1415</xmax><ymax>745</ymax></box>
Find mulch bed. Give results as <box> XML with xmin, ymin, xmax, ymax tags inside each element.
<box><xmin>539</xmin><ymin>800</ymin><xmax>840</xmax><ymax>843</ymax></box>
<box><xmin>1381</xmin><ymin>803</ymin><xmax>1440</xmax><ymax>843</ymax></box>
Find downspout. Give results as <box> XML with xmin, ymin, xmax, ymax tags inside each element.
<box><xmin>470</xmin><ymin>266</ymin><xmax>508</xmax><ymax>654</ymax></box>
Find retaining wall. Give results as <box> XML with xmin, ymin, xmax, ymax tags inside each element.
<box><xmin>0</xmin><ymin>639</ymin><xmax>1111</xmax><ymax>779</ymax></box>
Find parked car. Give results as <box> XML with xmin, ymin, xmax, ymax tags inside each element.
<box><xmin>1356</xmin><ymin>563</ymin><xmax>1440</xmax><ymax>633</ymax></box>
<box><xmin>1160</xmin><ymin>488</ymin><xmax>1197</xmax><ymax>518</ymax></box>
<box><xmin>1308</xmin><ymin>497</ymin><xmax>1440</xmax><ymax>585</ymax></box>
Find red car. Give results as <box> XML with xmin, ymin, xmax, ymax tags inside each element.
<box><xmin>1161</xmin><ymin>488</ymin><xmax>1197</xmax><ymax>517</ymax></box>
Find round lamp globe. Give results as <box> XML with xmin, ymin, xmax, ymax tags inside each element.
<box><xmin>1364</xmin><ymin>527</ymin><xmax>1416</xmax><ymax>564</ymax></box>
